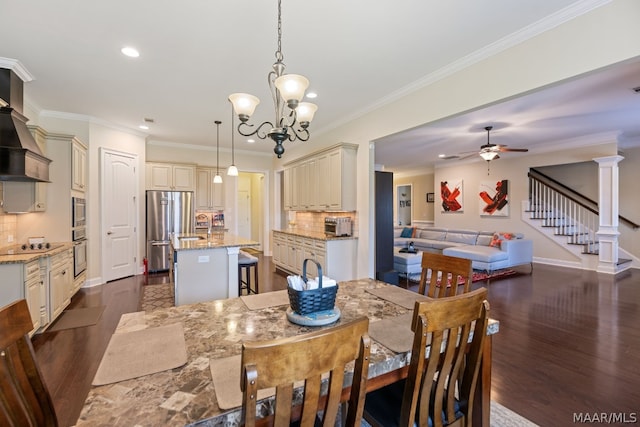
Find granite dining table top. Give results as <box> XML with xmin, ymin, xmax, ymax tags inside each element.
<box><xmin>76</xmin><ymin>278</ymin><xmax>499</xmax><ymax>427</ymax></box>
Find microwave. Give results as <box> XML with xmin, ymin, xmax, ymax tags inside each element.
<box><xmin>324</xmin><ymin>216</ymin><xmax>352</xmax><ymax>237</ymax></box>
<box><xmin>72</xmin><ymin>197</ymin><xmax>86</xmax><ymax>227</ymax></box>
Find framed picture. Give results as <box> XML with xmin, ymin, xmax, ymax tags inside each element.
<box><xmin>440</xmin><ymin>179</ymin><xmax>463</xmax><ymax>212</ymax></box>
<box><xmin>426</xmin><ymin>192</ymin><xmax>434</xmax><ymax>203</ymax></box>
<box><xmin>479</xmin><ymin>179</ymin><xmax>509</xmax><ymax>216</ymax></box>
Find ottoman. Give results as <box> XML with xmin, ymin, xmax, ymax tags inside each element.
<box><xmin>393</xmin><ymin>248</ymin><xmax>423</xmax><ymax>286</ymax></box>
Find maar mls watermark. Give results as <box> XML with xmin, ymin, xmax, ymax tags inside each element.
<box><xmin>573</xmin><ymin>412</ymin><xmax>638</xmax><ymax>424</ymax></box>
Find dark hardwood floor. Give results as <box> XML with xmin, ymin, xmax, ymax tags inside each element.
<box><xmin>32</xmin><ymin>256</ymin><xmax>640</xmax><ymax>427</ymax></box>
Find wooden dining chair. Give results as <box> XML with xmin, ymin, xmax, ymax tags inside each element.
<box><xmin>0</xmin><ymin>299</ymin><xmax>58</xmax><ymax>427</ymax></box>
<box><xmin>364</xmin><ymin>287</ymin><xmax>489</xmax><ymax>427</ymax></box>
<box><xmin>241</xmin><ymin>317</ymin><xmax>370</xmax><ymax>427</ymax></box>
<box><xmin>417</xmin><ymin>252</ymin><xmax>473</xmax><ymax>298</ymax></box>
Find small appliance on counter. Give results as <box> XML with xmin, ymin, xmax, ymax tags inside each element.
<box><xmin>195</xmin><ymin>211</ymin><xmax>224</xmax><ymax>232</ymax></box>
<box><xmin>324</xmin><ymin>216</ymin><xmax>352</xmax><ymax>237</ymax></box>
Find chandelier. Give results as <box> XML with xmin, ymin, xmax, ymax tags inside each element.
<box><xmin>228</xmin><ymin>0</ymin><xmax>317</xmax><ymax>158</ymax></box>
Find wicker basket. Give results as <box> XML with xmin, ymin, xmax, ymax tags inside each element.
<box><xmin>287</xmin><ymin>259</ymin><xmax>338</xmax><ymax>315</ymax></box>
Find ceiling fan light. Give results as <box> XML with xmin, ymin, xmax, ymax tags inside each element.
<box><xmin>480</xmin><ymin>151</ymin><xmax>498</xmax><ymax>161</ymax></box>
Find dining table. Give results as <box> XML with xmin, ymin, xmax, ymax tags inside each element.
<box><xmin>76</xmin><ymin>278</ymin><xmax>499</xmax><ymax>427</ymax></box>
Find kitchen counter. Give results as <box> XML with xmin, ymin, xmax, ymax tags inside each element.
<box><xmin>0</xmin><ymin>242</ymin><xmax>74</xmax><ymax>264</ymax></box>
<box><xmin>273</xmin><ymin>227</ymin><xmax>357</xmax><ymax>241</ymax></box>
<box><xmin>171</xmin><ymin>232</ymin><xmax>258</xmax><ymax>251</ymax></box>
<box><xmin>171</xmin><ymin>232</ymin><xmax>259</xmax><ymax>305</ymax></box>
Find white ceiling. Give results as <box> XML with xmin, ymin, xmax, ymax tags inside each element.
<box><xmin>1</xmin><ymin>0</ymin><xmax>639</xmax><ymax>169</ymax></box>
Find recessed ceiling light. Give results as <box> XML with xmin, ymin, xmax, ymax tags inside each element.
<box><xmin>438</xmin><ymin>154</ymin><xmax>446</xmax><ymax>158</ymax></box>
<box><xmin>247</xmin><ymin>139</ymin><xmax>255</xmax><ymax>144</ymax></box>
<box><xmin>306</xmin><ymin>92</ymin><xmax>317</xmax><ymax>99</ymax></box>
<box><xmin>121</xmin><ymin>46</ymin><xmax>140</xmax><ymax>58</ymax></box>
<box><xmin>139</xmin><ymin>125</ymin><xmax>149</xmax><ymax>130</ymax></box>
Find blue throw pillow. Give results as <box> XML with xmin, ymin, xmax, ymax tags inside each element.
<box><xmin>400</xmin><ymin>227</ymin><xmax>413</xmax><ymax>238</ymax></box>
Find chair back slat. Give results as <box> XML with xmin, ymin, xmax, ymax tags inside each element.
<box><xmin>0</xmin><ymin>300</ymin><xmax>58</xmax><ymax>427</ymax></box>
<box><xmin>418</xmin><ymin>252</ymin><xmax>473</xmax><ymax>298</ymax></box>
<box><xmin>241</xmin><ymin>316</ymin><xmax>370</xmax><ymax>426</ymax></box>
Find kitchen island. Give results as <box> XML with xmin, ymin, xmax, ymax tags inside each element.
<box><xmin>171</xmin><ymin>232</ymin><xmax>258</xmax><ymax>305</ymax></box>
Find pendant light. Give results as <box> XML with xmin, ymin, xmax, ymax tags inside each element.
<box><xmin>213</xmin><ymin>120</ymin><xmax>223</xmax><ymax>184</ymax></box>
<box><xmin>227</xmin><ymin>101</ymin><xmax>238</xmax><ymax>176</ymax></box>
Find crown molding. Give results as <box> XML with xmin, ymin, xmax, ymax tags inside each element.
<box><xmin>0</xmin><ymin>57</ymin><xmax>34</xmax><ymax>82</ymax></box>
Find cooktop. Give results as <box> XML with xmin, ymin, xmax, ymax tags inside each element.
<box><xmin>0</xmin><ymin>243</ymin><xmax>65</xmax><ymax>256</ymax></box>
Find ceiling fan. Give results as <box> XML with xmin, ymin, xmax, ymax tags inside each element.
<box><xmin>460</xmin><ymin>126</ymin><xmax>529</xmax><ymax>161</ymax></box>
<box><xmin>457</xmin><ymin>125</ymin><xmax>529</xmax><ymax>174</ymax></box>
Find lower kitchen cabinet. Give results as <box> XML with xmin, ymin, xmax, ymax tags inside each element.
<box><xmin>0</xmin><ymin>246</ymin><xmax>75</xmax><ymax>335</ymax></box>
<box><xmin>0</xmin><ymin>259</ymin><xmax>47</xmax><ymax>336</ymax></box>
<box><xmin>49</xmin><ymin>249</ymin><xmax>73</xmax><ymax>320</ymax></box>
<box><xmin>272</xmin><ymin>231</ymin><xmax>356</xmax><ymax>281</ymax></box>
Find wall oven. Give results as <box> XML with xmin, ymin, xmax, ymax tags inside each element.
<box><xmin>72</xmin><ymin>196</ymin><xmax>87</xmax><ymax>277</ymax></box>
<box><xmin>74</xmin><ymin>239</ymin><xmax>87</xmax><ymax>277</ymax></box>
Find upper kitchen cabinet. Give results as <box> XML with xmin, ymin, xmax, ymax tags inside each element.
<box><xmin>71</xmin><ymin>139</ymin><xmax>87</xmax><ymax>192</ymax></box>
<box><xmin>195</xmin><ymin>167</ymin><xmax>225</xmax><ymax>210</ymax></box>
<box><xmin>283</xmin><ymin>143</ymin><xmax>357</xmax><ymax>212</ymax></box>
<box><xmin>146</xmin><ymin>162</ymin><xmax>196</xmax><ymax>192</ymax></box>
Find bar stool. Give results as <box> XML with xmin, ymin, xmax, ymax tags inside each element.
<box><xmin>238</xmin><ymin>251</ymin><xmax>259</xmax><ymax>295</ymax></box>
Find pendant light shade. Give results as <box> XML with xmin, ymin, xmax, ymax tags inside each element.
<box><xmin>213</xmin><ymin>120</ymin><xmax>223</xmax><ymax>184</ymax></box>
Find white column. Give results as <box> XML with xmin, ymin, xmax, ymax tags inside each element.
<box><xmin>226</xmin><ymin>246</ymin><xmax>240</xmax><ymax>298</ymax></box>
<box><xmin>593</xmin><ymin>155</ymin><xmax>624</xmax><ymax>274</ymax></box>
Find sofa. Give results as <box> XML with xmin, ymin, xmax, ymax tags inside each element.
<box><xmin>394</xmin><ymin>226</ymin><xmax>533</xmax><ymax>273</ymax></box>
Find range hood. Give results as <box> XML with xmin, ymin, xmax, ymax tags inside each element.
<box><xmin>0</xmin><ymin>67</ymin><xmax>51</xmax><ymax>182</ymax></box>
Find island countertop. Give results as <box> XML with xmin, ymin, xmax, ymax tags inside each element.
<box><xmin>171</xmin><ymin>232</ymin><xmax>259</xmax><ymax>251</ymax></box>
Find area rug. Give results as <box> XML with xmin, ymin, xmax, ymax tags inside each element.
<box><xmin>140</xmin><ymin>283</ymin><xmax>174</xmax><ymax>311</ymax></box>
<box><xmin>406</xmin><ymin>268</ymin><xmax>517</xmax><ymax>284</ymax></box>
<box><xmin>47</xmin><ymin>306</ymin><xmax>105</xmax><ymax>332</ymax></box>
<box><xmin>92</xmin><ymin>322</ymin><xmax>187</xmax><ymax>386</ymax></box>
<box><xmin>360</xmin><ymin>401</ymin><xmax>538</xmax><ymax>427</ymax></box>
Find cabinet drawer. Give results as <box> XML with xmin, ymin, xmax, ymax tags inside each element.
<box><xmin>25</xmin><ymin>260</ymin><xmax>41</xmax><ymax>281</ymax></box>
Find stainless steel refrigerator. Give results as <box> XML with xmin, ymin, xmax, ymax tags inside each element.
<box><xmin>146</xmin><ymin>190</ymin><xmax>195</xmax><ymax>272</ymax></box>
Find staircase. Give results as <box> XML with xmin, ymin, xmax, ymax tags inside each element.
<box><xmin>522</xmin><ymin>169</ymin><xmax>634</xmax><ymax>273</ymax></box>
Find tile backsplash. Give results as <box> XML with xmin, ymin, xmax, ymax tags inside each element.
<box><xmin>290</xmin><ymin>211</ymin><xmax>357</xmax><ymax>235</ymax></box>
<box><xmin>0</xmin><ymin>212</ymin><xmax>17</xmax><ymax>248</ymax></box>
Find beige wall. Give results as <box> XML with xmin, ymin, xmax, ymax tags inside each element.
<box><xmin>433</xmin><ymin>142</ymin><xmax>621</xmax><ymax>263</ymax></box>
<box><xmin>393</xmin><ymin>174</ymin><xmax>435</xmax><ymax>225</ymax></box>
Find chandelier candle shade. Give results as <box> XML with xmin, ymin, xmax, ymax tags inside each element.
<box><xmin>213</xmin><ymin>120</ymin><xmax>223</xmax><ymax>184</ymax></box>
<box><xmin>228</xmin><ymin>0</ymin><xmax>318</xmax><ymax>158</ymax></box>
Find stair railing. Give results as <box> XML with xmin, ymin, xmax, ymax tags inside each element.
<box><xmin>528</xmin><ymin>170</ymin><xmax>601</xmax><ymax>254</ymax></box>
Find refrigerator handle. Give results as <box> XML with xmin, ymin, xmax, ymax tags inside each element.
<box><xmin>150</xmin><ymin>241</ymin><xmax>170</xmax><ymax>247</ymax></box>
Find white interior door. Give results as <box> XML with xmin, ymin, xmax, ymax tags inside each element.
<box><xmin>237</xmin><ymin>189</ymin><xmax>251</xmax><ymax>240</ymax></box>
<box><xmin>102</xmin><ymin>150</ymin><xmax>137</xmax><ymax>282</ymax></box>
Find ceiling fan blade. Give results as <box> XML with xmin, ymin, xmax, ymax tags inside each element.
<box><xmin>497</xmin><ymin>147</ymin><xmax>529</xmax><ymax>152</ymax></box>
<box><xmin>457</xmin><ymin>152</ymin><xmax>478</xmax><ymax>160</ymax></box>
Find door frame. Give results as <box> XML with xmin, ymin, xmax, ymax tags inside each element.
<box><xmin>100</xmin><ymin>147</ymin><xmax>140</xmax><ymax>282</ymax></box>
<box><xmin>396</xmin><ymin>183</ymin><xmax>413</xmax><ymax>226</ymax></box>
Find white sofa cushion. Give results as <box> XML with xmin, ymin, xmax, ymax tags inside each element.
<box><xmin>476</xmin><ymin>232</ymin><xmax>494</xmax><ymax>246</ymax></box>
<box><xmin>443</xmin><ymin>245</ymin><xmax>508</xmax><ymax>263</ymax></box>
<box><xmin>418</xmin><ymin>228</ymin><xmax>446</xmax><ymax>240</ymax></box>
<box><xmin>445</xmin><ymin>230</ymin><xmax>478</xmax><ymax>245</ymax></box>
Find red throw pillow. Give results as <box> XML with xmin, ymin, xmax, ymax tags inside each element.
<box><xmin>490</xmin><ymin>232</ymin><xmax>513</xmax><ymax>248</ymax></box>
